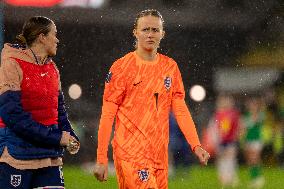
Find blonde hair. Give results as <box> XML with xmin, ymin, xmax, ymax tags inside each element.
<box><xmin>134</xmin><ymin>9</ymin><xmax>164</xmax><ymax>29</ymax></box>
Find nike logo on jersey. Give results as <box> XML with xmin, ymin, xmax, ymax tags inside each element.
<box><xmin>40</xmin><ymin>72</ymin><xmax>48</xmax><ymax>77</ymax></box>
<box><xmin>133</xmin><ymin>81</ymin><xmax>142</xmax><ymax>86</ymax></box>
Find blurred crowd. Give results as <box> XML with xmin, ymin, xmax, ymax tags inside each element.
<box><xmin>194</xmin><ymin>87</ymin><xmax>283</xmax><ymax>188</ymax></box>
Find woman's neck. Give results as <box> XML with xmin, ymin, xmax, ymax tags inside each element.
<box><xmin>29</xmin><ymin>45</ymin><xmax>47</xmax><ymax>64</ymax></box>
<box><xmin>136</xmin><ymin>48</ymin><xmax>157</xmax><ymax>61</ymax></box>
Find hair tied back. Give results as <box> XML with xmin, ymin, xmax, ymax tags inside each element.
<box><xmin>16</xmin><ymin>34</ymin><xmax>27</xmax><ymax>45</ymax></box>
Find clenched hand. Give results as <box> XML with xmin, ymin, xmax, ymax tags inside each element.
<box><xmin>194</xmin><ymin>146</ymin><xmax>210</xmax><ymax>165</ymax></box>
<box><xmin>93</xmin><ymin>163</ymin><xmax>108</xmax><ymax>182</ymax></box>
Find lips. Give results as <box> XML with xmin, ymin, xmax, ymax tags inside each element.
<box><xmin>146</xmin><ymin>41</ymin><xmax>155</xmax><ymax>44</ymax></box>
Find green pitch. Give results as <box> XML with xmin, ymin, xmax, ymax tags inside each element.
<box><xmin>64</xmin><ymin>165</ymin><xmax>284</xmax><ymax>189</ymax></box>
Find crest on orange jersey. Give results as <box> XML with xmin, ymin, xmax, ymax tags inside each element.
<box><xmin>138</xmin><ymin>169</ymin><xmax>149</xmax><ymax>182</ymax></box>
<box><xmin>105</xmin><ymin>71</ymin><xmax>112</xmax><ymax>83</ymax></box>
<box><xmin>164</xmin><ymin>76</ymin><xmax>172</xmax><ymax>91</ymax></box>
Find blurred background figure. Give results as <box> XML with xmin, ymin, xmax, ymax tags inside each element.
<box><xmin>241</xmin><ymin>95</ymin><xmax>265</xmax><ymax>189</ymax></box>
<box><xmin>261</xmin><ymin>88</ymin><xmax>284</xmax><ymax>167</ymax></box>
<box><xmin>206</xmin><ymin>94</ymin><xmax>240</xmax><ymax>188</ymax></box>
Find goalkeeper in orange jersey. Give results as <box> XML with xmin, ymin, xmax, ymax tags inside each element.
<box><xmin>93</xmin><ymin>9</ymin><xmax>210</xmax><ymax>189</ymax></box>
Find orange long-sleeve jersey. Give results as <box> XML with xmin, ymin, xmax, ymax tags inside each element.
<box><xmin>97</xmin><ymin>51</ymin><xmax>201</xmax><ymax>169</ymax></box>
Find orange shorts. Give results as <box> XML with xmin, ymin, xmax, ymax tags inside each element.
<box><xmin>114</xmin><ymin>158</ymin><xmax>168</xmax><ymax>189</ymax></box>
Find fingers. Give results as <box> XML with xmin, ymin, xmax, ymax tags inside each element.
<box><xmin>103</xmin><ymin>170</ymin><xmax>108</xmax><ymax>181</ymax></box>
<box><xmin>67</xmin><ymin>142</ymin><xmax>79</xmax><ymax>154</ymax></box>
<box><xmin>201</xmin><ymin>151</ymin><xmax>210</xmax><ymax>165</ymax></box>
<box><xmin>94</xmin><ymin>171</ymin><xmax>104</xmax><ymax>182</ymax></box>
<box><xmin>66</xmin><ymin>138</ymin><xmax>80</xmax><ymax>154</ymax></box>
<box><xmin>195</xmin><ymin>147</ymin><xmax>210</xmax><ymax>166</ymax></box>
<box><xmin>93</xmin><ymin>164</ymin><xmax>107</xmax><ymax>182</ymax></box>
<box><xmin>93</xmin><ymin>167</ymin><xmax>103</xmax><ymax>181</ymax></box>
<box><xmin>94</xmin><ymin>172</ymin><xmax>106</xmax><ymax>182</ymax></box>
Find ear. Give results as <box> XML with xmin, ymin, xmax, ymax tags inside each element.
<box><xmin>133</xmin><ymin>29</ymin><xmax>137</xmax><ymax>38</ymax></box>
<box><xmin>37</xmin><ymin>33</ymin><xmax>46</xmax><ymax>43</ymax></box>
<box><xmin>161</xmin><ymin>31</ymin><xmax>165</xmax><ymax>39</ymax></box>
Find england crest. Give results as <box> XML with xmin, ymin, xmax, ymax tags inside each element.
<box><xmin>138</xmin><ymin>169</ymin><xmax>149</xmax><ymax>182</ymax></box>
<box><xmin>164</xmin><ymin>76</ymin><xmax>172</xmax><ymax>91</ymax></box>
<box><xmin>105</xmin><ymin>71</ymin><xmax>112</xmax><ymax>83</ymax></box>
<box><xmin>11</xmin><ymin>175</ymin><xmax>21</xmax><ymax>187</ymax></box>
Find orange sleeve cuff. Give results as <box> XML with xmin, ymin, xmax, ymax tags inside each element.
<box><xmin>172</xmin><ymin>99</ymin><xmax>201</xmax><ymax>151</ymax></box>
<box><xmin>96</xmin><ymin>100</ymin><xmax>118</xmax><ymax>165</ymax></box>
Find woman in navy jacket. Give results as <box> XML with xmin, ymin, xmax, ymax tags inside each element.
<box><xmin>0</xmin><ymin>16</ymin><xmax>79</xmax><ymax>189</ymax></box>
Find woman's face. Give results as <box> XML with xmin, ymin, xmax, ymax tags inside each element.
<box><xmin>133</xmin><ymin>15</ymin><xmax>164</xmax><ymax>52</ymax></box>
<box><xmin>42</xmin><ymin>23</ymin><xmax>59</xmax><ymax>56</ymax></box>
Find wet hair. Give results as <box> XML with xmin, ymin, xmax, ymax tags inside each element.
<box><xmin>134</xmin><ymin>9</ymin><xmax>164</xmax><ymax>29</ymax></box>
<box><xmin>15</xmin><ymin>16</ymin><xmax>53</xmax><ymax>47</ymax></box>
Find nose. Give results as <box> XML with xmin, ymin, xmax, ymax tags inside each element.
<box><xmin>147</xmin><ymin>31</ymin><xmax>154</xmax><ymax>38</ymax></box>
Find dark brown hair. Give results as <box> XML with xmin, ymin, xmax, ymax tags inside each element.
<box><xmin>134</xmin><ymin>9</ymin><xmax>164</xmax><ymax>29</ymax></box>
<box><xmin>16</xmin><ymin>16</ymin><xmax>53</xmax><ymax>47</ymax></box>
